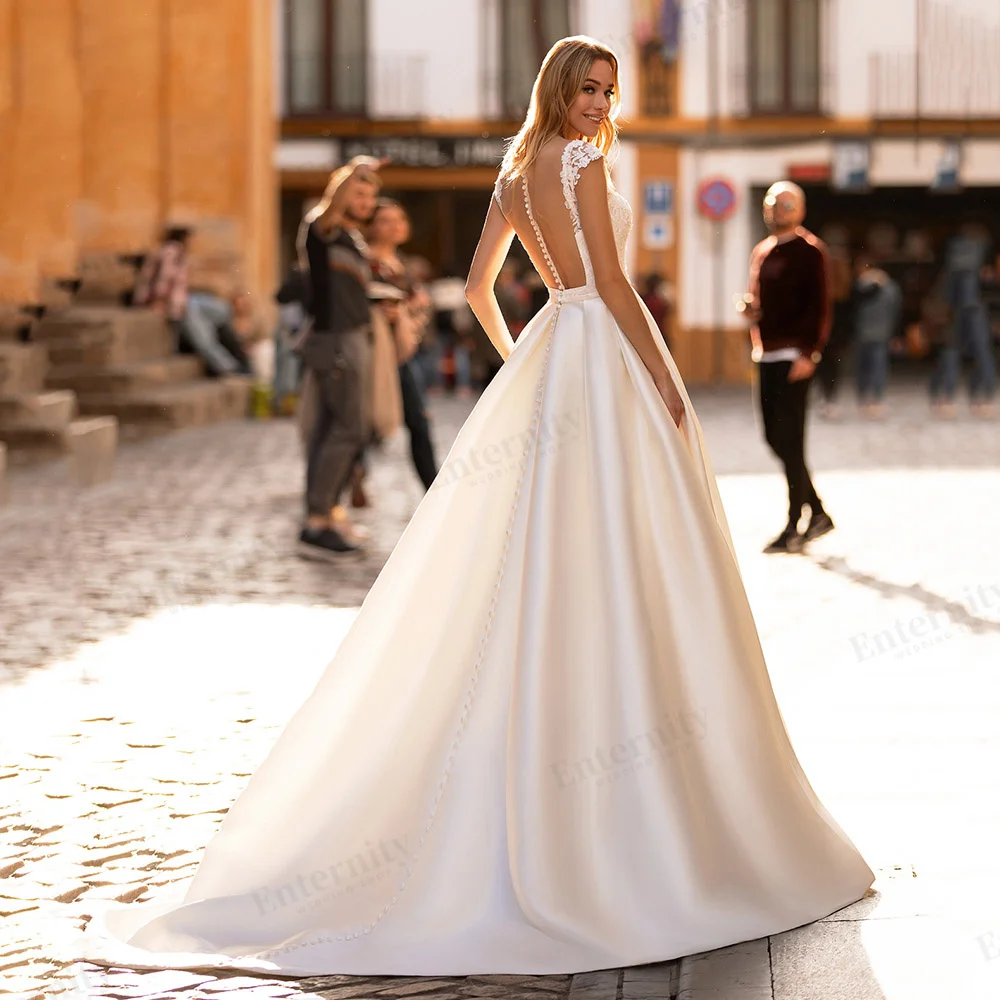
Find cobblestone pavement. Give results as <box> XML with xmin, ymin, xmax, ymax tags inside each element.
<box><xmin>2</xmin><ymin>381</ymin><xmax>1000</xmax><ymax>999</ymax></box>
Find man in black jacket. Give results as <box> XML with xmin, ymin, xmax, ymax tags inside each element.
<box><xmin>743</xmin><ymin>181</ymin><xmax>833</xmax><ymax>553</ymax></box>
<box><xmin>296</xmin><ymin>159</ymin><xmax>381</xmax><ymax>560</ymax></box>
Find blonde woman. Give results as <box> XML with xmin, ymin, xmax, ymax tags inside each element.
<box><xmin>88</xmin><ymin>37</ymin><xmax>871</xmax><ymax>976</ymax></box>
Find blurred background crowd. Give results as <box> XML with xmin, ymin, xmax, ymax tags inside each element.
<box><xmin>1</xmin><ymin>0</ymin><xmax>999</xmax><ymax>486</ymax></box>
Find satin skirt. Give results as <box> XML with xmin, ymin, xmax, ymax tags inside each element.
<box><xmin>86</xmin><ymin>288</ymin><xmax>873</xmax><ymax>976</ymax></box>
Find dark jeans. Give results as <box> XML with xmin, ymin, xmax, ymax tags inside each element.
<box><xmin>855</xmin><ymin>340</ymin><xmax>889</xmax><ymax>402</ymax></box>
<box><xmin>399</xmin><ymin>358</ymin><xmax>437</xmax><ymax>490</ymax></box>
<box><xmin>931</xmin><ymin>307</ymin><xmax>998</xmax><ymax>402</ymax></box>
<box><xmin>304</xmin><ymin>330</ymin><xmax>372</xmax><ymax>518</ymax></box>
<box><xmin>759</xmin><ymin>360</ymin><xmax>823</xmax><ymax>527</ymax></box>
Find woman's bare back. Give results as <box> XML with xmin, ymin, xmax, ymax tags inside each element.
<box><xmin>496</xmin><ymin>139</ymin><xmax>599</xmax><ymax>292</ymax></box>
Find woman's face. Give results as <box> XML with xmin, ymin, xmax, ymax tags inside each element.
<box><xmin>564</xmin><ymin>59</ymin><xmax>614</xmax><ymax>140</ymax></box>
<box><xmin>371</xmin><ymin>205</ymin><xmax>409</xmax><ymax>247</ymax></box>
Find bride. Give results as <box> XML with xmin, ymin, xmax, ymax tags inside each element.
<box><xmin>87</xmin><ymin>36</ymin><xmax>873</xmax><ymax>976</ymax></box>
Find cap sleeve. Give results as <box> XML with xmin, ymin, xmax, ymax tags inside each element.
<box><xmin>560</xmin><ymin>140</ymin><xmax>604</xmax><ymax>232</ymax></box>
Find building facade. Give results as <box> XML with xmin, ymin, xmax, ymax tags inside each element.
<box><xmin>0</xmin><ymin>0</ymin><xmax>277</xmax><ymax>308</ymax></box>
<box><xmin>275</xmin><ymin>0</ymin><xmax>1000</xmax><ymax>385</ymax></box>
<box><xmin>637</xmin><ymin>0</ymin><xmax>1000</xmax><ymax>382</ymax></box>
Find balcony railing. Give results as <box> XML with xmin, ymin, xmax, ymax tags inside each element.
<box><xmin>284</xmin><ymin>53</ymin><xmax>428</xmax><ymax>120</ymax></box>
<box><xmin>870</xmin><ymin>3</ymin><xmax>1000</xmax><ymax>119</ymax></box>
<box><xmin>368</xmin><ymin>54</ymin><xmax>428</xmax><ymax>119</ymax></box>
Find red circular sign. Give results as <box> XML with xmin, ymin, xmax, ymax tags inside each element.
<box><xmin>696</xmin><ymin>177</ymin><xmax>738</xmax><ymax>222</ymax></box>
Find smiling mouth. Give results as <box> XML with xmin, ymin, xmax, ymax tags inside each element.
<box><xmin>584</xmin><ymin>114</ymin><xmax>604</xmax><ymax>124</ymax></box>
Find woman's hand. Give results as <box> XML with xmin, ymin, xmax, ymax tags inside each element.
<box><xmin>652</xmin><ymin>369</ymin><xmax>685</xmax><ymax>428</ymax></box>
<box><xmin>380</xmin><ymin>300</ymin><xmax>401</xmax><ymax>324</ymax></box>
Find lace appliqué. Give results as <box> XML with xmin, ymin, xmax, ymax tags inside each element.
<box><xmin>560</xmin><ymin>140</ymin><xmax>604</xmax><ymax>233</ymax></box>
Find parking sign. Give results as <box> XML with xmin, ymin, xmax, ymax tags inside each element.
<box><xmin>644</xmin><ymin>181</ymin><xmax>674</xmax><ymax>216</ymax></box>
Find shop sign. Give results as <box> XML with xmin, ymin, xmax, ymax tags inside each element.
<box><xmin>334</xmin><ymin>136</ymin><xmax>507</xmax><ymax>169</ymax></box>
<box><xmin>931</xmin><ymin>140</ymin><xmax>961</xmax><ymax>192</ymax></box>
<box><xmin>832</xmin><ymin>142</ymin><xmax>870</xmax><ymax>192</ymax></box>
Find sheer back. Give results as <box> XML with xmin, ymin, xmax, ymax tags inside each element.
<box><xmin>495</xmin><ymin>139</ymin><xmax>606</xmax><ymax>293</ymax></box>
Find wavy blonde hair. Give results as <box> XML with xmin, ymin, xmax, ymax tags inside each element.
<box><xmin>499</xmin><ymin>35</ymin><xmax>621</xmax><ymax>181</ymax></box>
<box><xmin>306</xmin><ymin>156</ymin><xmax>383</xmax><ymax>236</ymax></box>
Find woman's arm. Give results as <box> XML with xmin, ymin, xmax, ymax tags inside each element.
<box><xmin>577</xmin><ymin>163</ymin><xmax>685</xmax><ymax>426</ymax></box>
<box><xmin>465</xmin><ymin>198</ymin><xmax>517</xmax><ymax>362</ymax></box>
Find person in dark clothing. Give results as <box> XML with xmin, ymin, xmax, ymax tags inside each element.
<box><xmin>938</xmin><ymin>227</ymin><xmax>998</xmax><ymax>415</ymax></box>
<box><xmin>743</xmin><ymin>181</ymin><xmax>833</xmax><ymax>554</ymax></box>
<box><xmin>640</xmin><ymin>273</ymin><xmax>671</xmax><ymax>351</ymax></box>
<box><xmin>815</xmin><ymin>250</ymin><xmax>853</xmax><ymax>417</ymax></box>
<box><xmin>367</xmin><ymin>198</ymin><xmax>439</xmax><ymax>491</ymax></box>
<box><xmin>296</xmin><ymin>157</ymin><xmax>384</xmax><ymax>560</ymax></box>
<box><xmin>852</xmin><ymin>254</ymin><xmax>902</xmax><ymax>416</ymax></box>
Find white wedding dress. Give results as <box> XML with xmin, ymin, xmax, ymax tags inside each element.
<box><xmin>87</xmin><ymin>140</ymin><xmax>873</xmax><ymax>976</ymax></box>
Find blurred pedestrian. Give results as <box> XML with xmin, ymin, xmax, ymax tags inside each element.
<box><xmin>815</xmin><ymin>250</ymin><xmax>853</xmax><ymax>419</ymax></box>
<box><xmin>133</xmin><ymin>226</ymin><xmax>190</xmax><ymax>336</ymax></box>
<box><xmin>942</xmin><ymin>226</ymin><xmax>997</xmax><ymax>416</ymax></box>
<box><xmin>296</xmin><ymin>156</ymin><xmax>384</xmax><ymax>559</ymax></box>
<box><xmin>925</xmin><ymin>272</ymin><xmax>959</xmax><ymax>418</ymax></box>
<box><xmin>429</xmin><ymin>272</ymin><xmax>474</xmax><ymax>396</ymax></box>
<box><xmin>484</xmin><ymin>261</ymin><xmax>530</xmax><ymax>385</ymax></box>
<box><xmin>851</xmin><ymin>254</ymin><xmax>901</xmax><ymax>419</ymax></box>
<box><xmin>640</xmin><ymin>273</ymin><xmax>671</xmax><ymax>350</ymax></box>
<box><xmin>743</xmin><ymin>181</ymin><xmax>832</xmax><ymax>553</ymax></box>
<box><xmin>273</xmin><ymin>264</ymin><xmax>309</xmax><ymax>415</ymax></box>
<box><xmin>366</xmin><ymin>198</ymin><xmax>439</xmax><ymax>491</ymax></box>
<box><xmin>230</xmin><ymin>290</ymin><xmax>275</xmax><ymax>412</ymax></box>
<box><xmin>404</xmin><ymin>257</ymin><xmax>437</xmax><ymax>390</ymax></box>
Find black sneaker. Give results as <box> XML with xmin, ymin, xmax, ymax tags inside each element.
<box><xmin>763</xmin><ymin>528</ymin><xmax>804</xmax><ymax>554</ymax></box>
<box><xmin>805</xmin><ymin>511</ymin><xmax>835</xmax><ymax>541</ymax></box>
<box><xmin>298</xmin><ymin>526</ymin><xmax>363</xmax><ymax>561</ymax></box>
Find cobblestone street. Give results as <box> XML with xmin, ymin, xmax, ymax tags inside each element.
<box><xmin>3</xmin><ymin>383</ymin><xmax>1000</xmax><ymax>999</ymax></box>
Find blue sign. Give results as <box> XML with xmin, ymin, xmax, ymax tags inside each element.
<box><xmin>644</xmin><ymin>181</ymin><xmax>674</xmax><ymax>216</ymax></box>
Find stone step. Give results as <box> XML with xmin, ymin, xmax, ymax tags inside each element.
<box><xmin>76</xmin><ymin>252</ymin><xmax>138</xmax><ymax>306</ymax></box>
<box><xmin>0</xmin><ymin>423</ymin><xmax>66</xmax><ymax>461</ymax></box>
<box><xmin>0</xmin><ymin>415</ymin><xmax>118</xmax><ymax>483</ymax></box>
<box><xmin>0</xmin><ymin>343</ymin><xmax>49</xmax><ymax>394</ymax></box>
<box><xmin>76</xmin><ymin>376</ymin><xmax>252</xmax><ymax>437</ymax></box>
<box><xmin>34</xmin><ymin>307</ymin><xmax>173</xmax><ymax>366</ymax></box>
<box><xmin>0</xmin><ymin>390</ymin><xmax>76</xmax><ymax>433</ymax></box>
<box><xmin>67</xmin><ymin>416</ymin><xmax>117</xmax><ymax>486</ymax></box>
<box><xmin>46</xmin><ymin>355</ymin><xmax>204</xmax><ymax>396</ymax></box>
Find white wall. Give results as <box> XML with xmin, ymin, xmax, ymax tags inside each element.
<box><xmin>579</xmin><ymin>0</ymin><xmax>639</xmax><ymax>118</ymax></box>
<box><xmin>679</xmin><ymin>0</ymin><xmax>713</xmax><ymax>119</ymax></box>
<box><xmin>835</xmin><ymin>0</ymin><xmax>914</xmax><ymax>119</ymax></box>
<box><xmin>368</xmin><ymin>0</ymin><xmax>481</xmax><ymax>119</ymax></box>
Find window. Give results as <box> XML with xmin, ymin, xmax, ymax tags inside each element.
<box><xmin>501</xmin><ymin>0</ymin><xmax>573</xmax><ymax>119</ymax></box>
<box><xmin>748</xmin><ymin>0</ymin><xmax>821</xmax><ymax>114</ymax></box>
<box><xmin>285</xmin><ymin>0</ymin><xmax>367</xmax><ymax>116</ymax></box>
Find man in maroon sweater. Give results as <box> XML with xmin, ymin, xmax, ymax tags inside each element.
<box><xmin>744</xmin><ymin>182</ymin><xmax>834</xmax><ymax>553</ymax></box>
